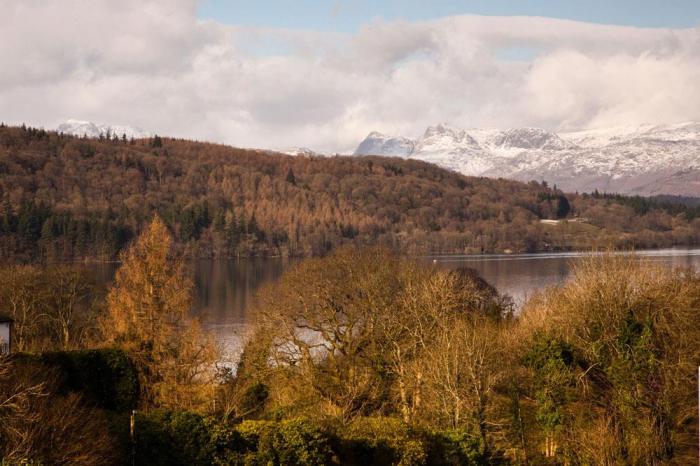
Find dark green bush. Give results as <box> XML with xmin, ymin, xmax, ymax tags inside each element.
<box><xmin>333</xmin><ymin>417</ymin><xmax>426</xmax><ymax>466</ymax></box>
<box><xmin>332</xmin><ymin>417</ymin><xmax>490</xmax><ymax>466</ymax></box>
<box><xmin>125</xmin><ymin>413</ymin><xmax>492</xmax><ymax>466</ymax></box>
<box><xmin>13</xmin><ymin>348</ymin><xmax>138</xmax><ymax>411</ymax></box>
<box><xmin>134</xmin><ymin>410</ymin><xmax>228</xmax><ymax>466</ymax></box>
<box><xmin>424</xmin><ymin>430</ymin><xmax>491</xmax><ymax>466</ymax></box>
<box><xmin>240</xmin><ymin>382</ymin><xmax>269</xmax><ymax>417</ymax></box>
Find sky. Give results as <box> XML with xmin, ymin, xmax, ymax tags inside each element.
<box><xmin>199</xmin><ymin>0</ymin><xmax>700</xmax><ymax>31</ymax></box>
<box><xmin>1</xmin><ymin>0</ymin><xmax>700</xmax><ymax>152</ymax></box>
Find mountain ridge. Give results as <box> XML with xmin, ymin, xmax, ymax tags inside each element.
<box><xmin>56</xmin><ymin>119</ymin><xmax>152</xmax><ymax>139</ymax></box>
<box><xmin>354</xmin><ymin>122</ymin><xmax>700</xmax><ymax>196</ymax></box>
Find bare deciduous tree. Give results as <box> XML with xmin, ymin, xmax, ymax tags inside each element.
<box><xmin>0</xmin><ymin>358</ymin><xmax>118</xmax><ymax>465</ymax></box>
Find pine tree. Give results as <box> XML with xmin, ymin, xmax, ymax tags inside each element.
<box><xmin>556</xmin><ymin>195</ymin><xmax>571</xmax><ymax>219</ymax></box>
<box><xmin>248</xmin><ymin>213</ymin><xmax>260</xmax><ymax>241</ymax></box>
<box><xmin>285</xmin><ymin>167</ymin><xmax>297</xmax><ymax>185</ymax></box>
<box><xmin>1</xmin><ymin>198</ymin><xmax>13</xmax><ymax>233</ymax></box>
<box><xmin>103</xmin><ymin>216</ymin><xmax>218</xmax><ymax>408</ymax></box>
<box><xmin>40</xmin><ymin>216</ymin><xmax>57</xmax><ymax>261</ymax></box>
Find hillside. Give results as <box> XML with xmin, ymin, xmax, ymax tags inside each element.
<box><xmin>355</xmin><ymin>122</ymin><xmax>700</xmax><ymax>197</ymax></box>
<box><xmin>0</xmin><ymin>124</ymin><xmax>699</xmax><ymax>261</ymax></box>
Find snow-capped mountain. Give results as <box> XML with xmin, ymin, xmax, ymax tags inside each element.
<box><xmin>354</xmin><ymin>131</ymin><xmax>415</xmax><ymax>157</ymax></box>
<box><xmin>354</xmin><ymin>122</ymin><xmax>700</xmax><ymax>196</ymax></box>
<box><xmin>56</xmin><ymin>119</ymin><xmax>152</xmax><ymax>139</ymax></box>
<box><xmin>280</xmin><ymin>147</ymin><xmax>323</xmax><ymax>157</ymax></box>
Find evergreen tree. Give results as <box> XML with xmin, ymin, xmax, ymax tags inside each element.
<box><xmin>1</xmin><ymin>198</ymin><xmax>13</xmax><ymax>233</ymax></box>
<box><xmin>225</xmin><ymin>210</ymin><xmax>239</xmax><ymax>252</ymax></box>
<box><xmin>40</xmin><ymin>216</ymin><xmax>57</xmax><ymax>260</ymax></box>
<box><xmin>285</xmin><ymin>167</ymin><xmax>297</xmax><ymax>185</ymax></box>
<box><xmin>556</xmin><ymin>195</ymin><xmax>571</xmax><ymax>219</ymax></box>
<box><xmin>249</xmin><ymin>213</ymin><xmax>260</xmax><ymax>241</ymax></box>
<box><xmin>213</xmin><ymin>210</ymin><xmax>226</xmax><ymax>233</ymax></box>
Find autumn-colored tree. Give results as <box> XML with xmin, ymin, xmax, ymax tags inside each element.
<box><xmin>252</xmin><ymin>247</ymin><xmax>401</xmax><ymax>420</ymax></box>
<box><xmin>515</xmin><ymin>256</ymin><xmax>700</xmax><ymax>464</ymax></box>
<box><xmin>103</xmin><ymin>216</ymin><xmax>218</xmax><ymax>409</ymax></box>
<box><xmin>246</xmin><ymin>247</ymin><xmax>512</xmax><ymax>430</ymax></box>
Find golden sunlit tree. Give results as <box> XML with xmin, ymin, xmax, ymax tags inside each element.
<box><xmin>103</xmin><ymin>216</ymin><xmax>218</xmax><ymax>410</ymax></box>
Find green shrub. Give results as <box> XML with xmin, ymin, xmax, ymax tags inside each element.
<box><xmin>334</xmin><ymin>417</ymin><xmax>427</xmax><ymax>466</ymax></box>
<box><xmin>134</xmin><ymin>410</ymin><xmax>239</xmax><ymax>466</ymax></box>
<box><xmin>13</xmin><ymin>348</ymin><xmax>138</xmax><ymax>411</ymax></box>
<box><xmin>332</xmin><ymin>417</ymin><xmax>491</xmax><ymax>466</ymax></box>
<box><xmin>424</xmin><ymin>430</ymin><xmax>490</xmax><ymax>466</ymax></box>
<box><xmin>126</xmin><ymin>413</ymin><xmax>492</xmax><ymax>466</ymax></box>
<box><xmin>240</xmin><ymin>382</ymin><xmax>269</xmax><ymax>417</ymax></box>
<box><xmin>237</xmin><ymin>419</ymin><xmax>333</xmax><ymax>466</ymax></box>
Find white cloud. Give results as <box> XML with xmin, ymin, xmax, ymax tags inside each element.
<box><xmin>1</xmin><ymin>0</ymin><xmax>699</xmax><ymax>152</ymax></box>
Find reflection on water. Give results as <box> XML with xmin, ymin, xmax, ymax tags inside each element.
<box><xmin>91</xmin><ymin>249</ymin><xmax>700</xmax><ymax>350</ymax></box>
<box><xmin>191</xmin><ymin>258</ymin><xmax>293</xmax><ymax>348</ymax></box>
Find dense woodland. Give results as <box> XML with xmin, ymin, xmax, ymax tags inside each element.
<box><xmin>1</xmin><ymin>124</ymin><xmax>699</xmax><ymax>262</ymax></box>
<box><xmin>1</xmin><ymin>220</ymin><xmax>699</xmax><ymax>465</ymax></box>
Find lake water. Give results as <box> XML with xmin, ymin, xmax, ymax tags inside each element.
<box><xmin>92</xmin><ymin>249</ymin><xmax>700</xmax><ymax>353</ymax></box>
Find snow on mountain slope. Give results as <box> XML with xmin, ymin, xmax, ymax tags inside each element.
<box><xmin>354</xmin><ymin>131</ymin><xmax>415</xmax><ymax>157</ymax></box>
<box><xmin>354</xmin><ymin>122</ymin><xmax>700</xmax><ymax>196</ymax></box>
<box><xmin>56</xmin><ymin>119</ymin><xmax>152</xmax><ymax>139</ymax></box>
<box><xmin>281</xmin><ymin>147</ymin><xmax>323</xmax><ymax>157</ymax></box>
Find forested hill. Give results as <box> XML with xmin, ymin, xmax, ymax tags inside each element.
<box><xmin>0</xmin><ymin>124</ymin><xmax>698</xmax><ymax>261</ymax></box>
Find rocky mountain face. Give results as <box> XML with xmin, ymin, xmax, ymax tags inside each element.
<box><xmin>354</xmin><ymin>122</ymin><xmax>700</xmax><ymax>196</ymax></box>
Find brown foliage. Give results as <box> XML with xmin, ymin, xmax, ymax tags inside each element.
<box><xmin>0</xmin><ymin>357</ymin><xmax>118</xmax><ymax>465</ymax></box>
<box><xmin>0</xmin><ymin>265</ymin><xmax>101</xmax><ymax>352</ymax></box>
<box><xmin>245</xmin><ymin>246</ymin><xmax>511</xmax><ymax>433</ymax></box>
<box><xmin>102</xmin><ymin>216</ymin><xmax>219</xmax><ymax>410</ymax></box>
<box><xmin>1</xmin><ymin>125</ymin><xmax>697</xmax><ymax>260</ymax></box>
<box><xmin>515</xmin><ymin>256</ymin><xmax>700</xmax><ymax>464</ymax></box>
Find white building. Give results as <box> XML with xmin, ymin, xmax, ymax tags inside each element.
<box><xmin>0</xmin><ymin>316</ymin><xmax>12</xmax><ymax>355</ymax></box>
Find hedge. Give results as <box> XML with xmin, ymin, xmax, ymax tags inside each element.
<box><xmin>129</xmin><ymin>412</ymin><xmax>491</xmax><ymax>466</ymax></box>
<box><xmin>13</xmin><ymin>348</ymin><xmax>139</xmax><ymax>412</ymax></box>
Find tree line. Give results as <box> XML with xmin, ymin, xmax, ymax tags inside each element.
<box><xmin>1</xmin><ymin>124</ymin><xmax>699</xmax><ymax>261</ymax></box>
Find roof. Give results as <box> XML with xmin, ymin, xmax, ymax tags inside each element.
<box><xmin>0</xmin><ymin>315</ymin><xmax>13</xmax><ymax>323</ymax></box>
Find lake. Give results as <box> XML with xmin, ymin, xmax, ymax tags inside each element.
<box><xmin>92</xmin><ymin>249</ymin><xmax>700</xmax><ymax>354</ymax></box>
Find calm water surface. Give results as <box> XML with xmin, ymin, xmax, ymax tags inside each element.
<box><xmin>92</xmin><ymin>249</ymin><xmax>700</xmax><ymax>352</ymax></box>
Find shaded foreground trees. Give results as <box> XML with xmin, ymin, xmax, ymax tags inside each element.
<box><xmin>0</xmin><ymin>357</ymin><xmax>118</xmax><ymax>465</ymax></box>
<box><xmin>224</xmin><ymin>249</ymin><xmax>700</xmax><ymax>464</ymax></box>
<box><xmin>232</xmin><ymin>247</ymin><xmax>514</xmax><ymax>458</ymax></box>
<box><xmin>2</xmin><ymin>224</ymin><xmax>700</xmax><ymax>464</ymax></box>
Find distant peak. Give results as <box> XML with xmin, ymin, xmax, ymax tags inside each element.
<box><xmin>423</xmin><ymin>123</ymin><xmax>460</xmax><ymax>138</ymax></box>
<box><xmin>354</xmin><ymin>131</ymin><xmax>415</xmax><ymax>157</ymax></box>
<box><xmin>493</xmin><ymin>127</ymin><xmax>572</xmax><ymax>150</ymax></box>
<box><xmin>56</xmin><ymin>119</ymin><xmax>152</xmax><ymax>139</ymax></box>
